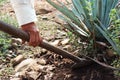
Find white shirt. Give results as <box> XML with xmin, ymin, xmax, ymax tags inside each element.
<box><xmin>10</xmin><ymin>0</ymin><xmax>37</xmax><ymax>26</ymax></box>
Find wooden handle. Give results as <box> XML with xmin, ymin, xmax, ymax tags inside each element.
<box><xmin>0</xmin><ymin>21</ymin><xmax>86</xmax><ymax>62</ymax></box>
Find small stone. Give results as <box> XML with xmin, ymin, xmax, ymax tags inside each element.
<box><xmin>41</xmin><ymin>49</ymin><xmax>47</xmax><ymax>54</ymax></box>
<box><xmin>11</xmin><ymin>43</ymin><xmax>18</xmax><ymax>47</ymax></box>
<box><xmin>6</xmin><ymin>54</ymin><xmax>13</xmax><ymax>57</ymax></box>
<box><xmin>42</xmin><ymin>16</ymin><xmax>48</xmax><ymax>20</ymax></box>
<box><xmin>15</xmin><ymin>58</ymin><xmax>37</xmax><ymax>72</ymax></box>
<box><xmin>44</xmin><ymin>72</ymin><xmax>54</xmax><ymax>80</ymax></box>
<box><xmin>46</xmin><ymin>66</ymin><xmax>55</xmax><ymax>71</ymax></box>
<box><xmin>37</xmin><ymin>58</ymin><xmax>46</xmax><ymax>65</ymax></box>
<box><xmin>11</xmin><ymin>38</ymin><xmax>22</xmax><ymax>45</ymax></box>
<box><xmin>8</xmin><ymin>50</ymin><xmax>13</xmax><ymax>54</ymax></box>
<box><xmin>39</xmin><ymin>49</ymin><xmax>48</xmax><ymax>56</ymax></box>
<box><xmin>61</xmin><ymin>39</ymin><xmax>70</xmax><ymax>45</ymax></box>
<box><xmin>50</xmin><ymin>40</ymin><xmax>60</xmax><ymax>46</ymax></box>
<box><xmin>25</xmin><ymin>71</ymin><xmax>39</xmax><ymax>80</ymax></box>
<box><xmin>12</xmin><ymin>55</ymin><xmax>25</xmax><ymax>67</ymax></box>
<box><xmin>10</xmin><ymin>78</ymin><xmax>21</xmax><ymax>80</ymax></box>
<box><xmin>63</xmin><ymin>45</ymin><xmax>72</xmax><ymax>51</ymax></box>
<box><xmin>36</xmin><ymin>8</ymin><xmax>52</xmax><ymax>15</ymax></box>
<box><xmin>57</xmin><ymin>30</ymin><xmax>67</xmax><ymax>36</ymax></box>
<box><xmin>15</xmin><ymin>71</ymin><xmax>25</xmax><ymax>78</ymax></box>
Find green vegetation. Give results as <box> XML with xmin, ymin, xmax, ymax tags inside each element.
<box><xmin>46</xmin><ymin>0</ymin><xmax>120</xmax><ymax>55</ymax></box>
<box><xmin>0</xmin><ymin>0</ymin><xmax>8</xmax><ymax>5</ymax></box>
<box><xmin>0</xmin><ymin>32</ymin><xmax>11</xmax><ymax>57</ymax></box>
<box><xmin>0</xmin><ymin>13</ymin><xmax>18</xmax><ymax>26</ymax></box>
<box><xmin>47</xmin><ymin>0</ymin><xmax>120</xmax><ymax>76</ymax></box>
<box><xmin>0</xmin><ymin>8</ymin><xmax>18</xmax><ymax>60</ymax></box>
<box><xmin>110</xmin><ymin>8</ymin><xmax>120</xmax><ymax>76</ymax></box>
<box><xmin>0</xmin><ymin>0</ymin><xmax>17</xmax><ymax>77</ymax></box>
<box><xmin>110</xmin><ymin>8</ymin><xmax>120</xmax><ymax>51</ymax></box>
<box><xmin>112</xmin><ymin>59</ymin><xmax>120</xmax><ymax>76</ymax></box>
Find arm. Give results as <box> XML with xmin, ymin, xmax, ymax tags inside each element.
<box><xmin>10</xmin><ymin>0</ymin><xmax>42</xmax><ymax>47</ymax></box>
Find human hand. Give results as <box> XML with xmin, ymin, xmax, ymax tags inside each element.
<box><xmin>21</xmin><ymin>22</ymin><xmax>42</xmax><ymax>47</ymax></box>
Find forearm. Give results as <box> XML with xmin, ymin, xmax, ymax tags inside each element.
<box><xmin>10</xmin><ymin>0</ymin><xmax>37</xmax><ymax>26</ymax></box>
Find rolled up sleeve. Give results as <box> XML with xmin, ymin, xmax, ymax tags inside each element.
<box><xmin>10</xmin><ymin>0</ymin><xmax>37</xmax><ymax>26</ymax></box>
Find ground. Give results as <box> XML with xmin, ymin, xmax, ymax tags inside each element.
<box><xmin>0</xmin><ymin>0</ymin><xmax>120</xmax><ymax>80</ymax></box>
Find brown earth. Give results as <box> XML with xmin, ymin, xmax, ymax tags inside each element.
<box><xmin>0</xmin><ymin>0</ymin><xmax>120</xmax><ymax>80</ymax></box>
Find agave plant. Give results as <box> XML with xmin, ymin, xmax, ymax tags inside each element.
<box><xmin>46</xmin><ymin>0</ymin><xmax>120</xmax><ymax>54</ymax></box>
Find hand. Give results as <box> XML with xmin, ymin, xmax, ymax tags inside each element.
<box><xmin>21</xmin><ymin>22</ymin><xmax>42</xmax><ymax>47</ymax></box>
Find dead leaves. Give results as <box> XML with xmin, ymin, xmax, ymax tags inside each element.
<box><xmin>11</xmin><ymin>57</ymin><xmax>55</xmax><ymax>80</ymax></box>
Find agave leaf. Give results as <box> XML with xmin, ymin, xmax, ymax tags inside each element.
<box><xmin>58</xmin><ymin>15</ymin><xmax>89</xmax><ymax>37</ymax></box>
<box><xmin>72</xmin><ymin>0</ymin><xmax>85</xmax><ymax>17</ymax></box>
<box><xmin>103</xmin><ymin>0</ymin><xmax>118</xmax><ymax>27</ymax></box>
<box><xmin>47</xmin><ymin>0</ymin><xmax>89</xmax><ymax>33</ymax></box>
<box><xmin>78</xmin><ymin>0</ymin><xmax>90</xmax><ymax>18</ymax></box>
<box><xmin>46</xmin><ymin>0</ymin><xmax>78</xmax><ymax>24</ymax></box>
<box><xmin>99</xmin><ymin>0</ymin><xmax>106</xmax><ymax>22</ymax></box>
<box><xmin>90</xmin><ymin>0</ymin><xmax>98</xmax><ymax>19</ymax></box>
<box><xmin>94</xmin><ymin>22</ymin><xmax>120</xmax><ymax>54</ymax></box>
<box><xmin>72</xmin><ymin>0</ymin><xmax>91</xmax><ymax>32</ymax></box>
<box><xmin>72</xmin><ymin>0</ymin><xmax>94</xmax><ymax>36</ymax></box>
<box><xmin>47</xmin><ymin>0</ymin><xmax>120</xmax><ymax>54</ymax></box>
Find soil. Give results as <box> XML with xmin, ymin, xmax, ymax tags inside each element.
<box><xmin>0</xmin><ymin>0</ymin><xmax>120</xmax><ymax>80</ymax></box>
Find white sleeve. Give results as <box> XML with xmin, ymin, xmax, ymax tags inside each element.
<box><xmin>10</xmin><ymin>0</ymin><xmax>37</xmax><ymax>26</ymax></box>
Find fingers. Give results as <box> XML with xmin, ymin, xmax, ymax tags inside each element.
<box><xmin>21</xmin><ymin>22</ymin><xmax>42</xmax><ymax>47</ymax></box>
<box><xmin>29</xmin><ymin>31</ymin><xmax>35</xmax><ymax>47</ymax></box>
<box><xmin>22</xmin><ymin>40</ymin><xmax>26</xmax><ymax>44</ymax></box>
<box><xmin>29</xmin><ymin>31</ymin><xmax>42</xmax><ymax>47</ymax></box>
<box><xmin>36</xmin><ymin>32</ymin><xmax>42</xmax><ymax>46</ymax></box>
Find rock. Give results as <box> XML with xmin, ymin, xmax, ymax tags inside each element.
<box><xmin>42</xmin><ymin>16</ymin><xmax>48</xmax><ymax>20</ymax></box>
<box><xmin>12</xmin><ymin>58</ymin><xmax>56</xmax><ymax>80</ymax></box>
<box><xmin>14</xmin><ymin>58</ymin><xmax>46</xmax><ymax>72</ymax></box>
<box><xmin>14</xmin><ymin>71</ymin><xmax>28</xmax><ymax>79</ymax></box>
<box><xmin>36</xmin><ymin>8</ymin><xmax>52</xmax><ymax>15</ymax></box>
<box><xmin>61</xmin><ymin>39</ymin><xmax>70</xmax><ymax>45</ymax></box>
<box><xmin>57</xmin><ymin>30</ymin><xmax>67</xmax><ymax>36</ymax></box>
<box><xmin>50</xmin><ymin>40</ymin><xmax>60</xmax><ymax>46</ymax></box>
<box><xmin>10</xmin><ymin>78</ymin><xmax>21</xmax><ymax>80</ymax></box>
<box><xmin>45</xmin><ymin>65</ymin><xmax>55</xmax><ymax>71</ymax></box>
<box><xmin>17</xmin><ymin>50</ymin><xmax>24</xmax><ymax>54</ymax></box>
<box><xmin>25</xmin><ymin>71</ymin><xmax>39</xmax><ymax>80</ymax></box>
<box><xmin>41</xmin><ymin>49</ymin><xmax>48</xmax><ymax>55</ymax></box>
<box><xmin>34</xmin><ymin>49</ymin><xmax>48</xmax><ymax>57</ymax></box>
<box><xmin>14</xmin><ymin>71</ymin><xmax>40</xmax><ymax>80</ymax></box>
<box><xmin>37</xmin><ymin>58</ymin><xmax>47</xmax><ymax>65</ymax></box>
<box><xmin>12</xmin><ymin>55</ymin><xmax>25</xmax><ymax>67</ymax></box>
<box><xmin>0</xmin><ymin>64</ymin><xmax>3</xmax><ymax>69</ymax></box>
<box><xmin>44</xmin><ymin>72</ymin><xmax>54</xmax><ymax>80</ymax></box>
<box><xmin>11</xmin><ymin>43</ymin><xmax>18</xmax><ymax>47</ymax></box>
<box><xmin>15</xmin><ymin>58</ymin><xmax>37</xmax><ymax>72</ymax></box>
<box><xmin>11</xmin><ymin>38</ymin><xmax>22</xmax><ymax>45</ymax></box>
<box><xmin>15</xmin><ymin>72</ymin><xmax>25</xmax><ymax>77</ymax></box>
<box><xmin>63</xmin><ymin>45</ymin><xmax>72</xmax><ymax>51</ymax></box>
<box><xmin>8</xmin><ymin>50</ymin><xmax>13</xmax><ymax>54</ymax></box>
<box><xmin>6</xmin><ymin>54</ymin><xmax>13</xmax><ymax>58</ymax></box>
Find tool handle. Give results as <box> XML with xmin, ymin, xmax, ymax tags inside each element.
<box><xmin>0</xmin><ymin>21</ymin><xmax>84</xmax><ymax>62</ymax></box>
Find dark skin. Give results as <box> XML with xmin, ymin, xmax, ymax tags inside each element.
<box><xmin>21</xmin><ymin>22</ymin><xmax>42</xmax><ymax>47</ymax></box>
